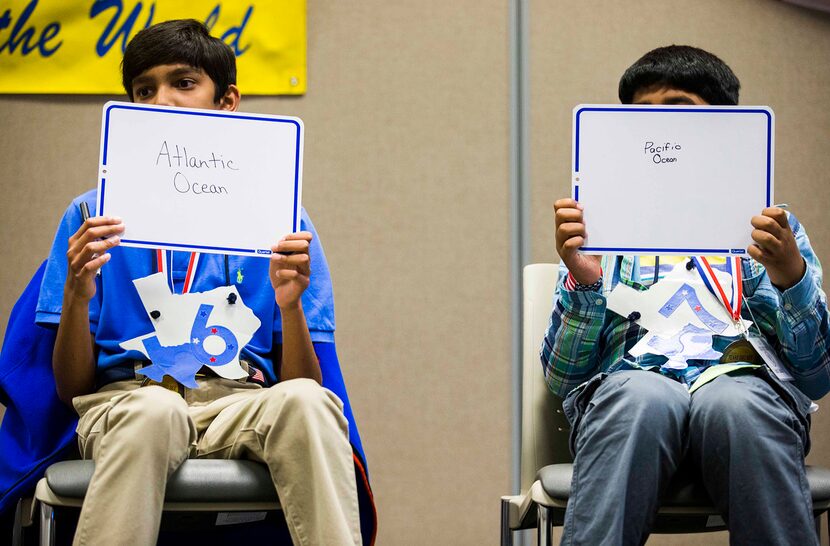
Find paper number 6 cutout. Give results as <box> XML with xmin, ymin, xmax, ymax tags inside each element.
<box><xmin>191</xmin><ymin>304</ymin><xmax>238</xmax><ymax>366</ymax></box>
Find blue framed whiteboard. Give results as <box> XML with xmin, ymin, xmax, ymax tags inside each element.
<box><xmin>572</xmin><ymin>104</ymin><xmax>773</xmax><ymax>256</ymax></box>
<box><xmin>97</xmin><ymin>101</ymin><xmax>303</xmax><ymax>257</ymax></box>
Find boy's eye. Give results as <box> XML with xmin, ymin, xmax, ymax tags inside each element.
<box><xmin>135</xmin><ymin>87</ymin><xmax>152</xmax><ymax>99</ymax></box>
<box><xmin>176</xmin><ymin>79</ymin><xmax>196</xmax><ymax>89</ymax></box>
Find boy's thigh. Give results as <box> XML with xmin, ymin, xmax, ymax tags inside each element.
<box><xmin>564</xmin><ymin>370</ymin><xmax>690</xmax><ymax>454</ymax></box>
<box><xmin>194</xmin><ymin>378</ymin><xmax>345</xmax><ymax>459</ymax></box>
<box><xmin>690</xmin><ymin>369</ymin><xmax>812</xmax><ymax>449</ymax></box>
<box><xmin>73</xmin><ymin>381</ymin><xmax>187</xmax><ymax>458</ymax></box>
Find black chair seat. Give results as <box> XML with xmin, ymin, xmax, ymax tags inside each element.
<box><xmin>44</xmin><ymin>460</ymin><xmax>278</xmax><ymax>503</ymax></box>
<box><xmin>538</xmin><ymin>463</ymin><xmax>830</xmax><ymax>506</ymax></box>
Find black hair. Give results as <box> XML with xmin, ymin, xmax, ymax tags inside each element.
<box><xmin>122</xmin><ymin>19</ymin><xmax>236</xmax><ymax>103</ymax></box>
<box><xmin>618</xmin><ymin>45</ymin><xmax>740</xmax><ymax>105</ymax></box>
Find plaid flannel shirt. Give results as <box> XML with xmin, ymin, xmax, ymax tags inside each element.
<box><xmin>541</xmin><ymin>213</ymin><xmax>830</xmax><ymax>400</ymax></box>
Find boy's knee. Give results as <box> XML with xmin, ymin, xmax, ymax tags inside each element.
<box><xmin>265</xmin><ymin>379</ymin><xmax>346</xmax><ymax>426</ymax></box>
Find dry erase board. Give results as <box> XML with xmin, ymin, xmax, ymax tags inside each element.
<box><xmin>97</xmin><ymin>101</ymin><xmax>303</xmax><ymax>257</ymax></box>
<box><xmin>572</xmin><ymin>104</ymin><xmax>774</xmax><ymax>256</ymax></box>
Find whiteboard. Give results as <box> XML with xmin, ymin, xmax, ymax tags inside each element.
<box><xmin>572</xmin><ymin>105</ymin><xmax>774</xmax><ymax>256</ymax></box>
<box><xmin>97</xmin><ymin>101</ymin><xmax>303</xmax><ymax>257</ymax></box>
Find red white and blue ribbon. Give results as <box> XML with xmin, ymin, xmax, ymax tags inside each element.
<box><xmin>691</xmin><ymin>256</ymin><xmax>743</xmax><ymax>323</ymax></box>
<box><xmin>156</xmin><ymin>250</ymin><xmax>200</xmax><ymax>294</ymax></box>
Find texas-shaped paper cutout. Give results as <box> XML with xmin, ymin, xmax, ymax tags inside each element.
<box><xmin>120</xmin><ymin>272</ymin><xmax>261</xmax><ymax>387</ymax></box>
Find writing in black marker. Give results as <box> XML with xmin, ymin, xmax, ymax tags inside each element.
<box><xmin>156</xmin><ymin>140</ymin><xmax>239</xmax><ymax>170</ymax></box>
<box><xmin>644</xmin><ymin>141</ymin><xmax>682</xmax><ymax>164</ymax></box>
<box><xmin>173</xmin><ymin>172</ymin><xmax>229</xmax><ymax>196</ymax></box>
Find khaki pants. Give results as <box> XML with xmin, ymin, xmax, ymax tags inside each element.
<box><xmin>71</xmin><ymin>376</ymin><xmax>362</xmax><ymax>546</ymax></box>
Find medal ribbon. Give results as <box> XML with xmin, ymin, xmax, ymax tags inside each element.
<box><xmin>156</xmin><ymin>250</ymin><xmax>200</xmax><ymax>294</ymax></box>
<box><xmin>691</xmin><ymin>256</ymin><xmax>743</xmax><ymax>322</ymax></box>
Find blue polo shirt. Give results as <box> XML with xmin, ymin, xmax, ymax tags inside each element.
<box><xmin>36</xmin><ymin>189</ymin><xmax>335</xmax><ymax>387</ymax></box>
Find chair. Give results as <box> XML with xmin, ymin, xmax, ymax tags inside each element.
<box><xmin>15</xmin><ymin>459</ymin><xmax>280</xmax><ymax>546</ymax></box>
<box><xmin>500</xmin><ymin>263</ymin><xmax>830</xmax><ymax>545</ymax></box>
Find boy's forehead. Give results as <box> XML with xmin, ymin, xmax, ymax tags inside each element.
<box><xmin>631</xmin><ymin>84</ymin><xmax>708</xmax><ymax>105</ymax></box>
<box><xmin>132</xmin><ymin>64</ymin><xmax>206</xmax><ymax>83</ymax></box>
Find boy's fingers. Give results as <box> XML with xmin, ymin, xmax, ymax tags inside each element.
<box><xmin>750</xmin><ymin>229</ymin><xmax>780</xmax><ymax>252</ymax></box>
<box><xmin>750</xmin><ymin>215</ymin><xmax>783</xmax><ymax>237</ymax></box>
<box><xmin>762</xmin><ymin>207</ymin><xmax>789</xmax><ymax>229</ymax></box>
<box><xmin>273</xmin><ymin>240</ymin><xmax>310</xmax><ymax>254</ymax></box>
<box><xmin>555</xmin><ymin>208</ymin><xmax>584</xmax><ymax>225</ymax></box>
<box><xmin>274</xmin><ymin>269</ymin><xmax>301</xmax><ymax>281</ymax></box>
<box><xmin>74</xmin><ymin>223</ymin><xmax>125</xmax><ymax>248</ymax></box>
<box><xmin>554</xmin><ymin>198</ymin><xmax>581</xmax><ymax>211</ymax></box>
<box><xmin>71</xmin><ymin>216</ymin><xmax>122</xmax><ymax>239</ymax></box>
<box><xmin>560</xmin><ymin>236</ymin><xmax>585</xmax><ymax>253</ymax></box>
<box><xmin>280</xmin><ymin>231</ymin><xmax>313</xmax><ymax>242</ymax></box>
<box><xmin>556</xmin><ymin>222</ymin><xmax>587</xmax><ymax>244</ymax></box>
<box><xmin>746</xmin><ymin>244</ymin><xmax>764</xmax><ymax>262</ymax></box>
<box><xmin>271</xmin><ymin>253</ymin><xmax>310</xmax><ymax>268</ymax></box>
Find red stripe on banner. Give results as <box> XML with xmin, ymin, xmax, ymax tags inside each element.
<box><xmin>702</xmin><ymin>258</ymin><xmax>738</xmax><ymax>321</ymax></box>
<box><xmin>156</xmin><ymin>249</ymin><xmax>164</xmax><ymax>274</ymax></box>
<box><xmin>733</xmin><ymin>257</ymin><xmax>743</xmax><ymax>316</ymax></box>
<box><xmin>703</xmin><ymin>258</ymin><xmax>732</xmax><ymax>317</ymax></box>
<box><xmin>182</xmin><ymin>253</ymin><xmax>197</xmax><ymax>294</ymax></box>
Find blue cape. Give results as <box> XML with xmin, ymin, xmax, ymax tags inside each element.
<box><xmin>0</xmin><ymin>261</ymin><xmax>377</xmax><ymax>545</ymax></box>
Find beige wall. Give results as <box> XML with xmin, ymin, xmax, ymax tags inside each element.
<box><xmin>2</xmin><ymin>0</ymin><xmax>830</xmax><ymax>544</ymax></box>
<box><xmin>529</xmin><ymin>1</ymin><xmax>830</xmax><ymax>544</ymax></box>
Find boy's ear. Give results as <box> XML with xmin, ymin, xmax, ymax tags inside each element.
<box><xmin>218</xmin><ymin>84</ymin><xmax>241</xmax><ymax>111</ymax></box>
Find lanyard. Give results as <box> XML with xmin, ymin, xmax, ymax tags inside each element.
<box><xmin>691</xmin><ymin>256</ymin><xmax>743</xmax><ymax>324</ymax></box>
<box><xmin>156</xmin><ymin>249</ymin><xmax>200</xmax><ymax>294</ymax></box>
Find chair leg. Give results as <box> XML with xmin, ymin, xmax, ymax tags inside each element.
<box><xmin>815</xmin><ymin>514</ymin><xmax>821</xmax><ymax>542</ymax></box>
<box><xmin>537</xmin><ymin>505</ymin><xmax>553</xmax><ymax>546</ymax></box>
<box><xmin>13</xmin><ymin>498</ymin><xmax>24</xmax><ymax>546</ymax></box>
<box><xmin>501</xmin><ymin>498</ymin><xmax>514</xmax><ymax>546</ymax></box>
<box><xmin>39</xmin><ymin>503</ymin><xmax>55</xmax><ymax>546</ymax></box>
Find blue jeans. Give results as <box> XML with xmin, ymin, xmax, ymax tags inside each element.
<box><xmin>560</xmin><ymin>368</ymin><xmax>816</xmax><ymax>546</ymax></box>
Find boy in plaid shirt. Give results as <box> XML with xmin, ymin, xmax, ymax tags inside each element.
<box><xmin>543</xmin><ymin>45</ymin><xmax>830</xmax><ymax>545</ymax></box>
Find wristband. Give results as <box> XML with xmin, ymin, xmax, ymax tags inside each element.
<box><xmin>565</xmin><ymin>272</ymin><xmax>603</xmax><ymax>292</ymax></box>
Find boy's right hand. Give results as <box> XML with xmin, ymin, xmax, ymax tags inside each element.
<box><xmin>554</xmin><ymin>198</ymin><xmax>601</xmax><ymax>285</ymax></box>
<box><xmin>65</xmin><ymin>216</ymin><xmax>124</xmax><ymax>302</ymax></box>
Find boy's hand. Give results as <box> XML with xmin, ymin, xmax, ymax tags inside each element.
<box><xmin>65</xmin><ymin>216</ymin><xmax>124</xmax><ymax>302</ymax></box>
<box><xmin>270</xmin><ymin>231</ymin><xmax>312</xmax><ymax>310</ymax></box>
<box><xmin>747</xmin><ymin>207</ymin><xmax>806</xmax><ymax>290</ymax></box>
<box><xmin>554</xmin><ymin>198</ymin><xmax>602</xmax><ymax>285</ymax></box>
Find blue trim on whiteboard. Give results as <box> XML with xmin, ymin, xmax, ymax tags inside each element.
<box><xmin>120</xmin><ymin>238</ymin><xmax>272</xmax><ymax>256</ymax></box>
<box><xmin>580</xmin><ymin>246</ymin><xmax>746</xmax><ymax>254</ymax></box>
<box><xmin>99</xmin><ymin>178</ymin><xmax>106</xmax><ymax>215</ymax></box>
<box><xmin>101</xmin><ymin>102</ymin><xmax>303</xmax><ymax>245</ymax></box>
<box><xmin>573</xmin><ymin>107</ymin><xmax>773</xmax><ymax>207</ymax></box>
<box><xmin>574</xmin><ymin>184</ymin><xmax>579</xmax><ymax>202</ymax></box>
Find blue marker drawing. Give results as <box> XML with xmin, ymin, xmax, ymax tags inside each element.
<box><xmin>659</xmin><ymin>283</ymin><xmax>728</xmax><ymax>333</ymax></box>
<box><xmin>648</xmin><ymin>323</ymin><xmax>723</xmax><ymax>370</ymax></box>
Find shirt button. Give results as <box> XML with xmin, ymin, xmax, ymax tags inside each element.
<box><xmin>595</xmin><ymin>298</ymin><xmax>603</xmax><ymax>305</ymax></box>
<box><xmin>784</xmin><ymin>303</ymin><xmax>792</xmax><ymax>311</ymax></box>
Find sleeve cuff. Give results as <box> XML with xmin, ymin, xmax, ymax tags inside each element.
<box><xmin>559</xmin><ymin>287</ymin><xmax>607</xmax><ymax>311</ymax></box>
<box><xmin>779</xmin><ymin>265</ymin><xmax>820</xmax><ymax>323</ymax></box>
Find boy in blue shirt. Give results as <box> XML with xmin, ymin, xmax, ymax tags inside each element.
<box><xmin>544</xmin><ymin>45</ymin><xmax>830</xmax><ymax>545</ymax></box>
<box><xmin>37</xmin><ymin>19</ymin><xmax>362</xmax><ymax>546</ymax></box>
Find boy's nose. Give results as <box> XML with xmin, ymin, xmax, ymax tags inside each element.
<box><xmin>152</xmin><ymin>87</ymin><xmax>176</xmax><ymax>107</ymax></box>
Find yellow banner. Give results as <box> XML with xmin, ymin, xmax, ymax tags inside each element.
<box><xmin>0</xmin><ymin>1</ymin><xmax>306</xmax><ymax>95</ymax></box>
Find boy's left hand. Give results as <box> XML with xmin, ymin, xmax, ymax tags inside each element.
<box><xmin>269</xmin><ymin>231</ymin><xmax>313</xmax><ymax>310</ymax></box>
<box><xmin>747</xmin><ymin>207</ymin><xmax>806</xmax><ymax>290</ymax></box>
